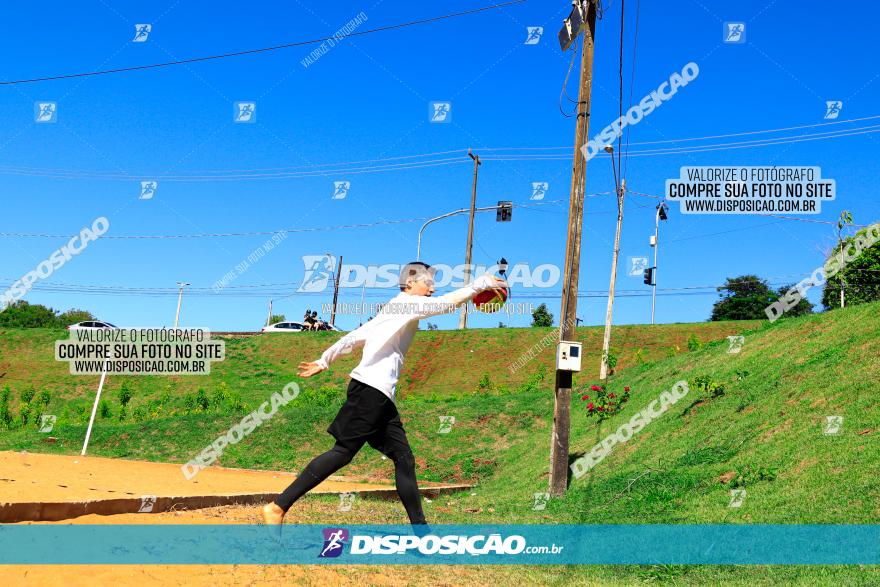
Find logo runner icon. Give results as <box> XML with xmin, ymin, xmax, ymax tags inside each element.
<box><xmin>319</xmin><ymin>528</ymin><xmax>349</xmax><ymax>558</ymax></box>
<box><xmin>298</xmin><ymin>255</ymin><xmax>337</xmax><ymax>293</ymax></box>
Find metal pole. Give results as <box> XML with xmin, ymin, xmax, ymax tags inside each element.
<box><xmin>600</xmin><ymin>179</ymin><xmax>625</xmax><ymax>380</ymax></box>
<box><xmin>330</xmin><ymin>255</ymin><xmax>342</xmax><ymax>327</ymax></box>
<box><xmin>266</xmin><ymin>300</ymin><xmax>273</xmax><ymax>327</ymax></box>
<box><xmin>81</xmin><ymin>360</ymin><xmax>108</xmax><ymax>456</ymax></box>
<box><xmin>550</xmin><ymin>0</ymin><xmax>597</xmax><ymax>497</ymax></box>
<box><xmin>174</xmin><ymin>282</ymin><xmax>189</xmax><ymax>329</ymax></box>
<box><xmin>417</xmin><ymin>206</ymin><xmax>500</xmax><ymax>261</ymax></box>
<box><xmin>459</xmin><ymin>149</ymin><xmax>481</xmax><ymax>330</ymax></box>
<box><xmin>651</xmin><ymin>209</ymin><xmax>660</xmax><ymax>324</ymax></box>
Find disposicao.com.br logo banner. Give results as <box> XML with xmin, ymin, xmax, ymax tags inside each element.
<box><xmin>2</xmin><ymin>525</ymin><xmax>879</xmax><ymax>565</ymax></box>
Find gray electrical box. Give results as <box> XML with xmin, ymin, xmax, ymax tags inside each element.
<box><xmin>556</xmin><ymin>341</ymin><xmax>582</xmax><ymax>372</ymax></box>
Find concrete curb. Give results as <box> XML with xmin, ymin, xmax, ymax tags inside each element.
<box><xmin>1</xmin><ymin>484</ymin><xmax>472</xmax><ymax>523</ymax></box>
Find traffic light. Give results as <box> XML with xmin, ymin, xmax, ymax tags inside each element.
<box><xmin>496</xmin><ymin>201</ymin><xmax>513</xmax><ymax>222</ymax></box>
<box><xmin>657</xmin><ymin>202</ymin><xmax>668</xmax><ymax>221</ymax></box>
<box><xmin>643</xmin><ymin>267</ymin><xmax>655</xmax><ymax>286</ymax></box>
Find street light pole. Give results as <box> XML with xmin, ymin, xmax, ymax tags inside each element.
<box><xmin>174</xmin><ymin>281</ymin><xmax>190</xmax><ymax>329</ymax></box>
<box><xmin>416</xmin><ymin>205</ymin><xmax>502</xmax><ymax>261</ymax></box>
<box><xmin>330</xmin><ymin>255</ymin><xmax>343</xmax><ymax>327</ymax></box>
<box><xmin>650</xmin><ymin>203</ymin><xmax>668</xmax><ymax>325</ymax></box>
<box><xmin>600</xmin><ymin>143</ymin><xmax>624</xmax><ymax>379</ymax></box>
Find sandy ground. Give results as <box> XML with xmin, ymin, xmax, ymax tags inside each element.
<box><xmin>2</xmin><ymin>452</ymin><xmax>484</xmax><ymax>585</ymax></box>
<box><xmin>6</xmin><ymin>501</ymin><xmax>500</xmax><ymax>586</ymax></box>
<box><xmin>4</xmin><ymin>564</ymin><xmax>498</xmax><ymax>587</ymax></box>
<box><xmin>0</xmin><ymin>450</ymin><xmax>399</xmax><ymax>504</ymax></box>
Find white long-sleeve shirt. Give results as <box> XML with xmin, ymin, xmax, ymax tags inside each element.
<box><xmin>314</xmin><ymin>274</ymin><xmax>498</xmax><ymax>400</ymax></box>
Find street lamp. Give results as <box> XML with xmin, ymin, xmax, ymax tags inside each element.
<box><xmin>599</xmin><ymin>145</ymin><xmax>625</xmax><ymax>379</ymax></box>
<box><xmin>174</xmin><ymin>282</ymin><xmax>190</xmax><ymax>329</ymax></box>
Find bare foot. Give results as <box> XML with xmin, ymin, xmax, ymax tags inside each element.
<box><xmin>261</xmin><ymin>503</ymin><xmax>285</xmax><ymax>543</ymax></box>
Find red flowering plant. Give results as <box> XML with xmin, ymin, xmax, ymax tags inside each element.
<box><xmin>579</xmin><ymin>383</ymin><xmax>631</xmax><ymax>422</ymax></box>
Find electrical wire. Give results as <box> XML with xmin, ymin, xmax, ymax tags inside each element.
<box><xmin>622</xmin><ymin>0</ymin><xmax>640</xmax><ymax>181</ymax></box>
<box><xmin>0</xmin><ymin>199</ymin><xmax>569</xmax><ymax>239</ymax></box>
<box><xmin>0</xmin><ymin>1</ymin><xmax>527</xmax><ymax>85</ymax></box>
<box><xmin>558</xmin><ymin>36</ymin><xmax>581</xmax><ymax>118</ymax></box>
<box><xmin>3</xmin><ymin>118</ymin><xmax>878</xmax><ymax>182</ymax></box>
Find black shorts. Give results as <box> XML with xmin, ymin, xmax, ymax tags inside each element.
<box><xmin>327</xmin><ymin>379</ymin><xmax>414</xmax><ymax>456</ymax></box>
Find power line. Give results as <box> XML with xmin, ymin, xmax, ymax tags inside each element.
<box><xmin>0</xmin><ymin>217</ymin><xmax>427</xmax><ymax>239</ymax></box>
<box><xmin>0</xmin><ymin>199</ymin><xmax>568</xmax><ymax>239</ymax></box>
<box><xmin>617</xmin><ymin>0</ymin><xmax>625</xmax><ymax>177</ymax></box>
<box><xmin>478</xmin><ymin>123</ymin><xmax>880</xmax><ymax>159</ymax></box>
<box><xmin>0</xmin><ymin>155</ymin><xmax>473</xmax><ymax>182</ymax></box>
<box><xmin>0</xmin><ymin>1</ymin><xmax>526</xmax><ymax>86</ymax></box>
<box><xmin>621</xmin><ymin>0</ymin><xmax>640</xmax><ymax>181</ymax></box>
<box><xmin>3</xmin><ymin>118</ymin><xmax>879</xmax><ymax>182</ymax></box>
<box><xmin>478</xmin><ymin>114</ymin><xmax>880</xmax><ymax>150</ymax></box>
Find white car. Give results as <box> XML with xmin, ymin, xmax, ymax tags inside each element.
<box><xmin>67</xmin><ymin>320</ymin><xmax>119</xmax><ymax>330</ymax></box>
<box><xmin>261</xmin><ymin>321</ymin><xmax>306</xmax><ymax>333</ymax></box>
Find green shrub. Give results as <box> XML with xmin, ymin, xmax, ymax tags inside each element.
<box><xmin>633</xmin><ymin>348</ymin><xmax>646</xmax><ymax>364</ymax></box>
<box><xmin>730</xmin><ymin>465</ymin><xmax>778</xmax><ymax>488</ymax></box>
<box><xmin>690</xmin><ymin>375</ymin><xmax>725</xmax><ymax>399</ymax></box>
<box><xmin>306</xmin><ymin>384</ymin><xmax>342</xmax><ymax>407</ymax></box>
<box><xmin>0</xmin><ymin>386</ymin><xmax>13</xmax><ymax>429</ymax></box>
<box><xmin>603</xmin><ymin>349</ymin><xmax>619</xmax><ymax>373</ymax></box>
<box><xmin>687</xmin><ymin>334</ymin><xmax>702</xmax><ymax>352</ymax></box>
<box><xmin>195</xmin><ymin>388</ymin><xmax>210</xmax><ymax>411</ymax></box>
<box><xmin>75</xmin><ymin>404</ymin><xmax>90</xmax><ymax>424</ymax></box>
<box><xmin>118</xmin><ymin>382</ymin><xmax>133</xmax><ymax>407</ymax></box>
<box><xmin>212</xmin><ymin>383</ymin><xmax>245</xmax><ymax>413</ymax></box>
<box><xmin>20</xmin><ymin>387</ymin><xmax>35</xmax><ymax>404</ymax></box>
<box><xmin>99</xmin><ymin>399</ymin><xmax>112</xmax><ymax>419</ymax></box>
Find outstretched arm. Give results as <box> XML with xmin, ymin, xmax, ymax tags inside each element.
<box><xmin>408</xmin><ymin>274</ymin><xmax>507</xmax><ymax>319</ymax></box>
<box><xmin>298</xmin><ymin>325</ymin><xmax>368</xmax><ymax>377</ymax></box>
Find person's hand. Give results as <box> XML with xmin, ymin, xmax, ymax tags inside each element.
<box><xmin>474</xmin><ymin>273</ymin><xmax>507</xmax><ymax>292</ymax></box>
<box><xmin>298</xmin><ymin>361</ymin><xmax>325</xmax><ymax>377</ymax></box>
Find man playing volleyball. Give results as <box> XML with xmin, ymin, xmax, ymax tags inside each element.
<box><xmin>262</xmin><ymin>261</ymin><xmax>506</xmax><ymax>527</ymax></box>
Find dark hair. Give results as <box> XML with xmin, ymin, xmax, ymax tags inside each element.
<box><xmin>399</xmin><ymin>261</ymin><xmax>433</xmax><ymax>291</ymax></box>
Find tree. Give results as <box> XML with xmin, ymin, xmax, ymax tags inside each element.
<box><xmin>774</xmin><ymin>285</ymin><xmax>814</xmax><ymax>317</ymax></box>
<box><xmin>835</xmin><ymin>210</ymin><xmax>854</xmax><ymax>309</ymax></box>
<box><xmin>0</xmin><ymin>301</ymin><xmax>100</xmax><ymax>328</ymax></box>
<box><xmin>269</xmin><ymin>314</ymin><xmax>286</xmax><ymax>324</ymax></box>
<box><xmin>531</xmin><ymin>303</ymin><xmax>554</xmax><ymax>327</ymax></box>
<box><xmin>0</xmin><ymin>301</ymin><xmax>62</xmax><ymax>327</ymax></box>
<box><xmin>710</xmin><ymin>275</ymin><xmax>776</xmax><ymax>321</ymax></box>
<box><xmin>821</xmin><ymin>223</ymin><xmax>880</xmax><ymax>309</ymax></box>
<box><xmin>58</xmin><ymin>308</ymin><xmax>96</xmax><ymax>326</ymax></box>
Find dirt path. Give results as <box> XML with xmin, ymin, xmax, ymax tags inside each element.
<box><xmin>0</xmin><ymin>451</ymin><xmax>400</xmax><ymax>503</ymax></box>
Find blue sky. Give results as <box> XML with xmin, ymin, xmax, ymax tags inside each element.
<box><xmin>1</xmin><ymin>0</ymin><xmax>878</xmax><ymax>331</ymax></box>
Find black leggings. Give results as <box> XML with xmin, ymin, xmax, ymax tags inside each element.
<box><xmin>274</xmin><ymin>442</ymin><xmax>427</xmax><ymax>524</ymax></box>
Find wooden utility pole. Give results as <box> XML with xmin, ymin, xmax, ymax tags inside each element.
<box><xmin>330</xmin><ymin>255</ymin><xmax>343</xmax><ymax>326</ymax></box>
<box><xmin>600</xmin><ymin>179</ymin><xmax>625</xmax><ymax>380</ymax></box>
<box><xmin>459</xmin><ymin>149</ymin><xmax>481</xmax><ymax>329</ymax></box>
<box><xmin>549</xmin><ymin>0</ymin><xmax>597</xmax><ymax>497</ymax></box>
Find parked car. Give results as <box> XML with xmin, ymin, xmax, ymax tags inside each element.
<box><xmin>261</xmin><ymin>321</ymin><xmax>306</xmax><ymax>333</ymax></box>
<box><xmin>67</xmin><ymin>320</ymin><xmax>119</xmax><ymax>330</ymax></box>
